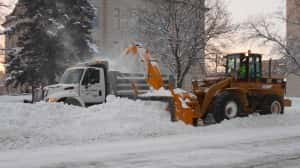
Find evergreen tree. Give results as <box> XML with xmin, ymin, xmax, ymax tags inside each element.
<box><xmin>6</xmin><ymin>0</ymin><xmax>96</xmax><ymax>90</ymax></box>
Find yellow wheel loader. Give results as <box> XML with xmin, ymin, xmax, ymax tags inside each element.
<box><xmin>171</xmin><ymin>52</ymin><xmax>292</xmax><ymax>126</ymax></box>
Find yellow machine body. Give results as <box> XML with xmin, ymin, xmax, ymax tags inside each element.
<box><xmin>171</xmin><ymin>53</ymin><xmax>292</xmax><ymax>126</ymax></box>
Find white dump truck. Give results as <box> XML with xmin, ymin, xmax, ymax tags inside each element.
<box><xmin>43</xmin><ymin>60</ymin><xmax>173</xmax><ymax>107</ymax></box>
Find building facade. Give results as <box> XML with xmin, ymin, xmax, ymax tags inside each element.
<box><xmin>0</xmin><ymin>43</ymin><xmax>4</xmax><ymax>78</ymax></box>
<box><xmin>1</xmin><ymin>2</ymin><xmax>29</xmax><ymax>94</ymax></box>
<box><xmin>286</xmin><ymin>0</ymin><xmax>300</xmax><ymax>97</ymax></box>
<box><xmin>0</xmin><ymin>43</ymin><xmax>5</xmax><ymax>94</ymax></box>
<box><xmin>287</xmin><ymin>0</ymin><xmax>300</xmax><ymax>43</ymax></box>
<box><xmin>90</xmin><ymin>0</ymin><xmax>144</xmax><ymax>57</ymax></box>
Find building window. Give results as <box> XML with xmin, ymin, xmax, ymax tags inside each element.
<box><xmin>131</xmin><ymin>9</ymin><xmax>137</xmax><ymax>17</ymax></box>
<box><xmin>113</xmin><ymin>8</ymin><xmax>120</xmax><ymax>30</ymax></box>
<box><xmin>113</xmin><ymin>8</ymin><xmax>120</xmax><ymax>17</ymax></box>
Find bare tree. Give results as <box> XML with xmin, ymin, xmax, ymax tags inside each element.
<box><xmin>136</xmin><ymin>0</ymin><xmax>234</xmax><ymax>87</ymax></box>
<box><xmin>0</xmin><ymin>2</ymin><xmax>10</xmax><ymax>34</ymax></box>
<box><xmin>0</xmin><ymin>2</ymin><xmax>10</xmax><ymax>10</ymax></box>
<box><xmin>0</xmin><ymin>3</ymin><xmax>7</xmax><ymax>7</ymax></box>
<box><xmin>245</xmin><ymin>2</ymin><xmax>300</xmax><ymax>76</ymax></box>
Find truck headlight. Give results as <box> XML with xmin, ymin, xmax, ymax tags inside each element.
<box><xmin>47</xmin><ymin>97</ymin><xmax>58</xmax><ymax>103</ymax></box>
<box><xmin>283</xmin><ymin>78</ymin><xmax>287</xmax><ymax>82</ymax></box>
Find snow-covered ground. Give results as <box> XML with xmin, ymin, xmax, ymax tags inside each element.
<box><xmin>0</xmin><ymin>95</ymin><xmax>300</xmax><ymax>167</ymax></box>
<box><xmin>0</xmin><ymin>94</ymin><xmax>31</xmax><ymax>103</ymax></box>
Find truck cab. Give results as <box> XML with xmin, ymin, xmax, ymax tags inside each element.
<box><xmin>44</xmin><ymin>61</ymin><xmax>108</xmax><ymax>106</ymax></box>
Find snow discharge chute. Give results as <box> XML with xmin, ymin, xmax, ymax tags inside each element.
<box><xmin>124</xmin><ymin>44</ymin><xmax>164</xmax><ymax>90</ymax></box>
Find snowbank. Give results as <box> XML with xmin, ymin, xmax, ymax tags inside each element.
<box><xmin>140</xmin><ymin>88</ymin><xmax>188</xmax><ymax>97</ymax></box>
<box><xmin>140</xmin><ymin>88</ymin><xmax>172</xmax><ymax>97</ymax></box>
<box><xmin>0</xmin><ymin>95</ymin><xmax>299</xmax><ymax>152</ymax></box>
<box><xmin>0</xmin><ymin>94</ymin><xmax>31</xmax><ymax>103</ymax></box>
<box><xmin>0</xmin><ymin>95</ymin><xmax>193</xmax><ymax>151</ymax></box>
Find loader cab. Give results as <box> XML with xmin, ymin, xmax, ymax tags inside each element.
<box><xmin>225</xmin><ymin>53</ymin><xmax>262</xmax><ymax>81</ymax></box>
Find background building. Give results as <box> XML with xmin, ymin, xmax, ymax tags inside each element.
<box><xmin>0</xmin><ymin>43</ymin><xmax>5</xmax><ymax>95</ymax></box>
<box><xmin>286</xmin><ymin>0</ymin><xmax>300</xmax><ymax>97</ymax></box>
<box><xmin>90</xmin><ymin>0</ymin><xmax>144</xmax><ymax>57</ymax></box>
<box><xmin>287</xmin><ymin>0</ymin><xmax>300</xmax><ymax>43</ymax></box>
<box><xmin>0</xmin><ymin>43</ymin><xmax>5</xmax><ymax>78</ymax></box>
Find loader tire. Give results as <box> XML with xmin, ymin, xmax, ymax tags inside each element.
<box><xmin>261</xmin><ymin>95</ymin><xmax>284</xmax><ymax>115</ymax></box>
<box><xmin>212</xmin><ymin>92</ymin><xmax>242</xmax><ymax>123</ymax></box>
<box><xmin>64</xmin><ymin>98</ymin><xmax>82</xmax><ymax>107</ymax></box>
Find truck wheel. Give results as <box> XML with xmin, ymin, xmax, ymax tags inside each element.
<box><xmin>261</xmin><ymin>95</ymin><xmax>284</xmax><ymax>115</ymax></box>
<box><xmin>64</xmin><ymin>98</ymin><xmax>82</xmax><ymax>107</ymax></box>
<box><xmin>212</xmin><ymin>92</ymin><xmax>242</xmax><ymax>123</ymax></box>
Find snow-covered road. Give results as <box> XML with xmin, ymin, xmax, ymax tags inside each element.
<box><xmin>1</xmin><ymin>125</ymin><xmax>300</xmax><ymax>168</ymax></box>
<box><xmin>0</xmin><ymin>95</ymin><xmax>300</xmax><ymax>167</ymax></box>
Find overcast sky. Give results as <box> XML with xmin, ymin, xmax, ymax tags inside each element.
<box><xmin>225</xmin><ymin>0</ymin><xmax>285</xmax><ymax>23</ymax></box>
<box><xmin>224</xmin><ymin>0</ymin><xmax>286</xmax><ymax>55</ymax></box>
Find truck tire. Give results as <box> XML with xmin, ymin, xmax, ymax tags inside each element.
<box><xmin>212</xmin><ymin>92</ymin><xmax>242</xmax><ymax>123</ymax></box>
<box><xmin>64</xmin><ymin>98</ymin><xmax>83</xmax><ymax>107</ymax></box>
<box><xmin>261</xmin><ymin>95</ymin><xmax>284</xmax><ymax>115</ymax></box>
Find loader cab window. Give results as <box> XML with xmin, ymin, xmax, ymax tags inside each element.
<box><xmin>249</xmin><ymin>54</ymin><xmax>262</xmax><ymax>80</ymax></box>
<box><xmin>227</xmin><ymin>57</ymin><xmax>235</xmax><ymax>74</ymax></box>
<box><xmin>82</xmin><ymin>68</ymin><xmax>100</xmax><ymax>86</ymax></box>
<box><xmin>226</xmin><ymin>54</ymin><xmax>245</xmax><ymax>79</ymax></box>
<box><xmin>238</xmin><ymin>56</ymin><xmax>248</xmax><ymax>80</ymax></box>
<box><xmin>226</xmin><ymin>53</ymin><xmax>262</xmax><ymax>81</ymax></box>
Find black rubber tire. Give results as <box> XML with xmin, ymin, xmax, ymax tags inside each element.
<box><xmin>64</xmin><ymin>98</ymin><xmax>82</xmax><ymax>107</ymax></box>
<box><xmin>260</xmin><ymin>95</ymin><xmax>284</xmax><ymax>115</ymax></box>
<box><xmin>192</xmin><ymin>118</ymin><xmax>199</xmax><ymax>126</ymax></box>
<box><xmin>212</xmin><ymin>92</ymin><xmax>243</xmax><ymax>123</ymax></box>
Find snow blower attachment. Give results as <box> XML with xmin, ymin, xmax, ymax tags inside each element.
<box><xmin>124</xmin><ymin>44</ymin><xmax>164</xmax><ymax>90</ymax></box>
<box><xmin>169</xmin><ymin>86</ymin><xmax>204</xmax><ymax>126</ymax></box>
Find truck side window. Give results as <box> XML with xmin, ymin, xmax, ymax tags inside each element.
<box><xmin>89</xmin><ymin>69</ymin><xmax>100</xmax><ymax>84</ymax></box>
<box><xmin>82</xmin><ymin>69</ymin><xmax>100</xmax><ymax>85</ymax></box>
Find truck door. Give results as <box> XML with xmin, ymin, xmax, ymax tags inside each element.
<box><xmin>80</xmin><ymin>68</ymin><xmax>105</xmax><ymax>104</ymax></box>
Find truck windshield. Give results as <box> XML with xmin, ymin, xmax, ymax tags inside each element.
<box><xmin>60</xmin><ymin>69</ymin><xmax>84</xmax><ymax>84</ymax></box>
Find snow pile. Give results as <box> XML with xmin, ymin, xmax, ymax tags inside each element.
<box><xmin>0</xmin><ymin>94</ymin><xmax>31</xmax><ymax>103</ymax></box>
<box><xmin>140</xmin><ymin>88</ymin><xmax>172</xmax><ymax>97</ymax></box>
<box><xmin>0</xmin><ymin>95</ymin><xmax>299</xmax><ymax>152</ymax></box>
<box><xmin>140</xmin><ymin>88</ymin><xmax>188</xmax><ymax>97</ymax></box>
<box><xmin>0</xmin><ymin>95</ymin><xmax>193</xmax><ymax>151</ymax></box>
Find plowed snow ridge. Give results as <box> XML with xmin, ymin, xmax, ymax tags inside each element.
<box><xmin>0</xmin><ymin>95</ymin><xmax>299</xmax><ymax>152</ymax></box>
